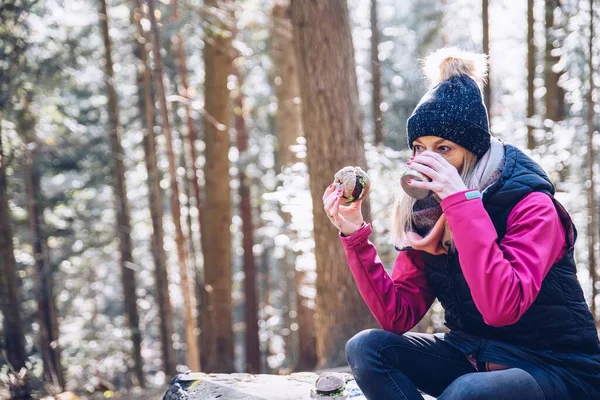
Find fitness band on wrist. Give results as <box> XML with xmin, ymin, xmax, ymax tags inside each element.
<box><xmin>465</xmin><ymin>190</ymin><xmax>482</xmax><ymax>200</ymax></box>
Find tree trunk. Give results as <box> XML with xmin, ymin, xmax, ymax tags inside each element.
<box><xmin>544</xmin><ymin>0</ymin><xmax>565</xmax><ymax>122</ymax></box>
<box><xmin>20</xmin><ymin>91</ymin><xmax>65</xmax><ymax>391</ymax></box>
<box><xmin>291</xmin><ymin>0</ymin><xmax>377</xmax><ymax>368</ymax></box>
<box><xmin>527</xmin><ymin>0</ymin><xmax>536</xmax><ymax>150</ymax></box>
<box><xmin>587</xmin><ymin>0</ymin><xmax>598</xmax><ymax>324</ymax></box>
<box><xmin>147</xmin><ymin>0</ymin><xmax>201</xmax><ymax>372</ymax></box>
<box><xmin>201</xmin><ymin>0</ymin><xmax>235</xmax><ymax>372</ymax></box>
<box><xmin>271</xmin><ymin>0</ymin><xmax>316</xmax><ymax>371</ymax></box>
<box><xmin>172</xmin><ymin>101</ymin><xmax>197</xmax><ymax>275</ymax></box>
<box><xmin>161</xmin><ymin>1</ymin><xmax>208</xmax><ymax>359</ymax></box>
<box><xmin>99</xmin><ymin>0</ymin><xmax>145</xmax><ymax>385</ymax></box>
<box><xmin>0</xmin><ymin>128</ymin><xmax>30</xmax><ymax>398</ymax></box>
<box><xmin>168</xmin><ymin>53</ymin><xmax>202</xmax><ymax>358</ymax></box>
<box><xmin>233</xmin><ymin>71</ymin><xmax>261</xmax><ymax>374</ymax></box>
<box><xmin>272</xmin><ymin>1</ymin><xmax>303</xmax><ymax>172</ymax></box>
<box><xmin>24</xmin><ymin>149</ymin><xmax>64</xmax><ymax>391</ymax></box>
<box><xmin>441</xmin><ymin>0</ymin><xmax>448</xmax><ymax>46</ymax></box>
<box><xmin>482</xmin><ymin>0</ymin><xmax>491</xmax><ymax>125</ymax></box>
<box><xmin>172</xmin><ymin>0</ymin><xmax>207</xmax><ymax>266</ymax></box>
<box><xmin>293</xmin><ymin>266</ymin><xmax>317</xmax><ymax>371</ymax></box>
<box><xmin>132</xmin><ymin>2</ymin><xmax>177</xmax><ymax>377</ymax></box>
<box><xmin>170</xmin><ymin>1</ymin><xmax>208</xmax><ymax>368</ymax></box>
<box><xmin>257</xmin><ymin>246</ymin><xmax>272</xmax><ymax>372</ymax></box>
<box><xmin>182</xmin><ymin>145</ymin><xmax>198</xmax><ymax>303</ymax></box>
<box><xmin>371</xmin><ymin>0</ymin><xmax>384</xmax><ymax>146</ymax></box>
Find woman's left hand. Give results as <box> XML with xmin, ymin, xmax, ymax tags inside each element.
<box><xmin>406</xmin><ymin>150</ymin><xmax>469</xmax><ymax>201</ymax></box>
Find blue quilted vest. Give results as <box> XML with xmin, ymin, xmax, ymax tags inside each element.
<box><xmin>419</xmin><ymin>144</ymin><xmax>599</xmax><ymax>353</ymax></box>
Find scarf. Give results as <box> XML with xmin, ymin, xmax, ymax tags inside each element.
<box><xmin>402</xmin><ymin>137</ymin><xmax>506</xmax><ymax>255</ymax></box>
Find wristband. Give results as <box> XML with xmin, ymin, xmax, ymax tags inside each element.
<box><xmin>465</xmin><ymin>190</ymin><xmax>482</xmax><ymax>200</ymax></box>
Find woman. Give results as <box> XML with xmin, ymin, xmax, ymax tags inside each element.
<box><xmin>322</xmin><ymin>48</ymin><xmax>600</xmax><ymax>399</ymax></box>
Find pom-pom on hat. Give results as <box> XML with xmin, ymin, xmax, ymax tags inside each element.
<box><xmin>407</xmin><ymin>47</ymin><xmax>491</xmax><ymax>159</ymax></box>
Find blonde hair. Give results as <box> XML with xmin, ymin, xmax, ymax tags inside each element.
<box><xmin>391</xmin><ymin>149</ymin><xmax>479</xmax><ymax>253</ymax></box>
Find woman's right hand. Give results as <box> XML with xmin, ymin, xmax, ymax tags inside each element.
<box><xmin>322</xmin><ymin>183</ymin><xmax>365</xmax><ymax>236</ymax></box>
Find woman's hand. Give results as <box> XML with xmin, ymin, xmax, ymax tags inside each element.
<box><xmin>322</xmin><ymin>183</ymin><xmax>364</xmax><ymax>236</ymax></box>
<box><xmin>406</xmin><ymin>150</ymin><xmax>468</xmax><ymax>200</ymax></box>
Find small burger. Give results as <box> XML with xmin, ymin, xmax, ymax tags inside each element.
<box><xmin>333</xmin><ymin>166</ymin><xmax>371</xmax><ymax>204</ymax></box>
<box><xmin>310</xmin><ymin>373</ymin><xmax>348</xmax><ymax>399</ymax></box>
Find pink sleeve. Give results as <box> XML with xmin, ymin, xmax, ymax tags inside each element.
<box><xmin>339</xmin><ymin>224</ymin><xmax>435</xmax><ymax>333</ymax></box>
<box><xmin>441</xmin><ymin>190</ymin><xmax>568</xmax><ymax>327</ymax></box>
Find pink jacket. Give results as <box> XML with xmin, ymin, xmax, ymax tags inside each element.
<box><xmin>339</xmin><ymin>190</ymin><xmax>568</xmax><ymax>333</ymax></box>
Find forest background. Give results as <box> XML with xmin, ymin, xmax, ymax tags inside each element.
<box><xmin>1</xmin><ymin>0</ymin><xmax>599</xmax><ymax>398</ymax></box>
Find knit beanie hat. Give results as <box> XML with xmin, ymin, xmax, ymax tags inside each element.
<box><xmin>407</xmin><ymin>47</ymin><xmax>491</xmax><ymax>159</ymax></box>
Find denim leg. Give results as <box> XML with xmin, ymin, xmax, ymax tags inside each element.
<box><xmin>345</xmin><ymin>329</ymin><xmax>476</xmax><ymax>400</ymax></box>
<box><xmin>438</xmin><ymin>368</ymin><xmax>546</xmax><ymax>400</ymax></box>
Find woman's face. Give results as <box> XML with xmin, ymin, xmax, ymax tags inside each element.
<box><xmin>412</xmin><ymin>136</ymin><xmax>467</xmax><ymax>173</ymax></box>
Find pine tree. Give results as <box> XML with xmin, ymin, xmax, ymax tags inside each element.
<box><xmin>482</xmin><ymin>0</ymin><xmax>491</xmax><ymax>124</ymax></box>
<box><xmin>98</xmin><ymin>0</ymin><xmax>145</xmax><ymax>385</ymax></box>
<box><xmin>527</xmin><ymin>0</ymin><xmax>536</xmax><ymax>149</ymax></box>
<box><xmin>544</xmin><ymin>0</ymin><xmax>566</xmax><ymax>122</ymax></box>
<box><xmin>291</xmin><ymin>0</ymin><xmax>377</xmax><ymax>368</ymax></box>
<box><xmin>147</xmin><ymin>0</ymin><xmax>201</xmax><ymax>371</ymax></box>
<box><xmin>132</xmin><ymin>1</ymin><xmax>176</xmax><ymax>376</ymax></box>
<box><xmin>20</xmin><ymin>89</ymin><xmax>65</xmax><ymax>391</ymax></box>
<box><xmin>0</xmin><ymin>126</ymin><xmax>29</xmax><ymax>398</ymax></box>
<box><xmin>271</xmin><ymin>0</ymin><xmax>316</xmax><ymax>371</ymax></box>
<box><xmin>371</xmin><ymin>0</ymin><xmax>384</xmax><ymax>145</ymax></box>
<box><xmin>233</xmin><ymin>69</ymin><xmax>260</xmax><ymax>374</ymax></box>
<box><xmin>586</xmin><ymin>0</ymin><xmax>598</xmax><ymax>324</ymax></box>
<box><xmin>0</xmin><ymin>2</ymin><xmax>33</xmax><ymax>397</ymax></box>
<box><xmin>201</xmin><ymin>0</ymin><xmax>235</xmax><ymax>372</ymax></box>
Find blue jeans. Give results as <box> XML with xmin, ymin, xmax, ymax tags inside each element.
<box><xmin>345</xmin><ymin>329</ymin><xmax>546</xmax><ymax>400</ymax></box>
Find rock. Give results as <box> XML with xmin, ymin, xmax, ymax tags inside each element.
<box><xmin>162</xmin><ymin>371</ymin><xmax>436</xmax><ymax>400</ymax></box>
<box><xmin>162</xmin><ymin>372</ymin><xmax>363</xmax><ymax>400</ymax></box>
